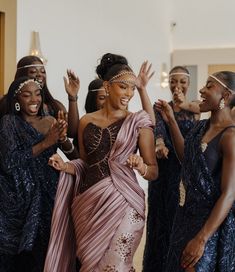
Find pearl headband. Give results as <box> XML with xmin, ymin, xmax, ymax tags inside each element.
<box><xmin>17</xmin><ymin>64</ymin><xmax>44</xmax><ymax>70</ymax></box>
<box><xmin>209</xmin><ymin>75</ymin><xmax>233</xmax><ymax>92</ymax></box>
<box><xmin>89</xmin><ymin>88</ymin><xmax>105</xmax><ymax>92</ymax></box>
<box><xmin>15</xmin><ymin>79</ymin><xmax>42</xmax><ymax>96</ymax></box>
<box><xmin>169</xmin><ymin>72</ymin><xmax>190</xmax><ymax>77</ymax></box>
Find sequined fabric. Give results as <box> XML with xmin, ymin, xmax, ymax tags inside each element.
<box><xmin>79</xmin><ymin>118</ymin><xmax>124</xmax><ymax>193</ymax></box>
<box><xmin>0</xmin><ymin>115</ymin><xmax>59</xmax><ymax>271</ymax></box>
<box><xmin>165</xmin><ymin>120</ymin><xmax>235</xmax><ymax>271</ymax></box>
<box><xmin>143</xmin><ymin>103</ymin><xmax>197</xmax><ymax>272</ymax></box>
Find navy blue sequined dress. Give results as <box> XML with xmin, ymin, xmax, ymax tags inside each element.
<box><xmin>165</xmin><ymin>120</ymin><xmax>235</xmax><ymax>271</ymax></box>
<box><xmin>0</xmin><ymin>115</ymin><xmax>59</xmax><ymax>272</ymax></box>
<box><xmin>143</xmin><ymin>103</ymin><xmax>197</xmax><ymax>272</ymax></box>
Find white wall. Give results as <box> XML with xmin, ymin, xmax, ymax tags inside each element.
<box><xmin>17</xmin><ymin>0</ymin><xmax>172</xmax><ymax>115</ymax></box>
<box><xmin>170</xmin><ymin>0</ymin><xmax>235</xmax><ymax>49</ymax></box>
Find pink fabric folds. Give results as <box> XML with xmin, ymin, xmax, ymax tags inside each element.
<box><xmin>44</xmin><ymin>159</ymin><xmax>86</xmax><ymax>272</ymax></box>
<box><xmin>72</xmin><ymin>110</ymin><xmax>153</xmax><ymax>271</ymax></box>
<box><xmin>44</xmin><ymin>110</ymin><xmax>153</xmax><ymax>272</ymax></box>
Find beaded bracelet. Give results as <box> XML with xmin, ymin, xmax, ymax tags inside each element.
<box><xmin>140</xmin><ymin>163</ymin><xmax>148</xmax><ymax>178</ymax></box>
<box><xmin>59</xmin><ymin>136</ymin><xmax>68</xmax><ymax>144</ymax></box>
<box><xmin>68</xmin><ymin>95</ymin><xmax>78</xmax><ymax>102</ymax></box>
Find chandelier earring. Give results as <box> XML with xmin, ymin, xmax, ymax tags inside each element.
<box><xmin>106</xmin><ymin>91</ymin><xmax>109</xmax><ymax>97</ymax></box>
<box><xmin>219</xmin><ymin>98</ymin><xmax>225</xmax><ymax>110</ymax></box>
<box><xmin>15</xmin><ymin>102</ymin><xmax>21</xmax><ymax>112</ymax></box>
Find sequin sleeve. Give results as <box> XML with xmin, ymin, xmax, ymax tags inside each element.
<box><xmin>154</xmin><ymin>106</ymin><xmax>167</xmax><ymax>140</ymax></box>
<box><xmin>0</xmin><ymin>115</ymin><xmax>34</xmax><ymax>174</ymax></box>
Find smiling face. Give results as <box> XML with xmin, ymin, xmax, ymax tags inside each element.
<box><xmin>26</xmin><ymin>61</ymin><xmax>46</xmax><ymax>87</ymax></box>
<box><xmin>17</xmin><ymin>81</ymin><xmax>42</xmax><ymax>118</ymax></box>
<box><xmin>105</xmin><ymin>73</ymin><xmax>136</xmax><ymax>110</ymax></box>
<box><xmin>169</xmin><ymin>69</ymin><xmax>190</xmax><ymax>96</ymax></box>
<box><xmin>199</xmin><ymin>76</ymin><xmax>226</xmax><ymax>112</ymax></box>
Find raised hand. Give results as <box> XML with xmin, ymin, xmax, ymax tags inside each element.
<box><xmin>44</xmin><ymin>120</ymin><xmax>61</xmax><ymax>147</ymax></box>
<box><xmin>57</xmin><ymin>110</ymin><xmax>68</xmax><ymax>142</ymax></box>
<box><xmin>136</xmin><ymin>61</ymin><xmax>155</xmax><ymax>91</ymax></box>
<box><xmin>154</xmin><ymin>100</ymin><xmax>175</xmax><ymax>124</ymax></box>
<box><xmin>173</xmin><ymin>88</ymin><xmax>186</xmax><ymax>106</ymax></box>
<box><xmin>63</xmin><ymin>69</ymin><xmax>80</xmax><ymax>98</ymax></box>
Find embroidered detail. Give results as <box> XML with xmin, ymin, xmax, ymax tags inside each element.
<box><xmin>179</xmin><ymin>180</ymin><xmax>186</xmax><ymax>207</ymax></box>
<box><xmin>103</xmin><ymin>265</ymin><xmax>118</xmax><ymax>272</ymax></box>
<box><xmin>115</xmin><ymin>233</ymin><xmax>134</xmax><ymax>262</ymax></box>
<box><xmin>201</xmin><ymin>142</ymin><xmax>208</xmax><ymax>152</ymax></box>
<box><xmin>129</xmin><ymin>208</ymin><xmax>143</xmax><ymax>224</ymax></box>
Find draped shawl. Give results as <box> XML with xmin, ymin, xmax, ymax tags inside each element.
<box><xmin>44</xmin><ymin>110</ymin><xmax>153</xmax><ymax>272</ymax></box>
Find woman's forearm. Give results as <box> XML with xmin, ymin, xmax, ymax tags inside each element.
<box><xmin>168</xmin><ymin>118</ymin><xmax>185</xmax><ymax>162</ymax></box>
<box><xmin>67</xmin><ymin>98</ymin><xmax>79</xmax><ymax>137</ymax></box>
<box><xmin>138</xmin><ymin>87</ymin><xmax>155</xmax><ymax>124</ymax></box>
<box><xmin>196</xmin><ymin>192</ymin><xmax>235</xmax><ymax>243</ymax></box>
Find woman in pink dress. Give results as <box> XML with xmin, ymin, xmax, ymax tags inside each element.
<box><xmin>44</xmin><ymin>53</ymin><xmax>158</xmax><ymax>272</ymax></box>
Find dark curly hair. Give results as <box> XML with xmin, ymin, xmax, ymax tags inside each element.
<box><xmin>213</xmin><ymin>71</ymin><xmax>235</xmax><ymax>108</ymax></box>
<box><xmin>169</xmin><ymin>66</ymin><xmax>190</xmax><ymax>76</ymax></box>
<box><xmin>96</xmin><ymin>53</ymin><xmax>133</xmax><ymax>81</ymax></box>
<box><xmin>85</xmin><ymin>78</ymin><xmax>104</xmax><ymax>113</ymax></box>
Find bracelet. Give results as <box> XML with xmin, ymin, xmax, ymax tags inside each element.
<box><xmin>155</xmin><ymin>138</ymin><xmax>164</xmax><ymax>146</ymax></box>
<box><xmin>59</xmin><ymin>136</ymin><xmax>68</xmax><ymax>144</ymax></box>
<box><xmin>140</xmin><ymin>163</ymin><xmax>148</xmax><ymax>178</ymax></box>
<box><xmin>68</xmin><ymin>95</ymin><xmax>78</xmax><ymax>102</ymax></box>
<box><xmin>61</xmin><ymin>141</ymin><xmax>75</xmax><ymax>154</ymax></box>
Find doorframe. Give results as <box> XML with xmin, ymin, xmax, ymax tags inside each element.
<box><xmin>0</xmin><ymin>0</ymin><xmax>17</xmax><ymax>94</ymax></box>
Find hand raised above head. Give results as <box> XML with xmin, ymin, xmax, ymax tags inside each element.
<box><xmin>136</xmin><ymin>60</ymin><xmax>155</xmax><ymax>91</ymax></box>
<box><xmin>63</xmin><ymin>69</ymin><xmax>80</xmax><ymax>98</ymax></box>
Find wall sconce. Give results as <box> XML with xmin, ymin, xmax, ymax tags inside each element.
<box><xmin>160</xmin><ymin>62</ymin><xmax>169</xmax><ymax>88</ymax></box>
<box><xmin>29</xmin><ymin>31</ymin><xmax>47</xmax><ymax>64</ymax></box>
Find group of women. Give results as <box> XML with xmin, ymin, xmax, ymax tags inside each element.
<box><xmin>0</xmin><ymin>52</ymin><xmax>234</xmax><ymax>272</ymax></box>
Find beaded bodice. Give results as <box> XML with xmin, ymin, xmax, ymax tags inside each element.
<box><xmin>79</xmin><ymin>118</ymin><xmax>125</xmax><ymax>193</ymax></box>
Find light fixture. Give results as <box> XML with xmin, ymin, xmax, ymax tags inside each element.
<box><xmin>29</xmin><ymin>31</ymin><xmax>47</xmax><ymax>64</ymax></box>
<box><xmin>160</xmin><ymin>62</ymin><xmax>169</xmax><ymax>88</ymax></box>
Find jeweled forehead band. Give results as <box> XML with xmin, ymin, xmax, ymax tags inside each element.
<box><xmin>15</xmin><ymin>79</ymin><xmax>42</xmax><ymax>96</ymax></box>
<box><xmin>17</xmin><ymin>64</ymin><xmax>45</xmax><ymax>70</ymax></box>
<box><xmin>169</xmin><ymin>72</ymin><xmax>190</xmax><ymax>77</ymax></box>
<box><xmin>109</xmin><ymin>71</ymin><xmax>136</xmax><ymax>82</ymax></box>
<box><xmin>209</xmin><ymin>75</ymin><xmax>234</xmax><ymax>92</ymax></box>
<box><xmin>90</xmin><ymin>88</ymin><xmax>105</xmax><ymax>92</ymax></box>
<box><xmin>110</xmin><ymin>79</ymin><xmax>137</xmax><ymax>86</ymax></box>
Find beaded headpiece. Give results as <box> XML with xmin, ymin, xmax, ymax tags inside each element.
<box><xmin>209</xmin><ymin>75</ymin><xmax>234</xmax><ymax>92</ymax></box>
<box><xmin>15</xmin><ymin>79</ymin><xmax>42</xmax><ymax>96</ymax></box>
<box><xmin>17</xmin><ymin>64</ymin><xmax>44</xmax><ymax>70</ymax></box>
<box><xmin>89</xmin><ymin>88</ymin><xmax>105</xmax><ymax>92</ymax></box>
<box><xmin>169</xmin><ymin>72</ymin><xmax>190</xmax><ymax>77</ymax></box>
<box><xmin>109</xmin><ymin>71</ymin><xmax>137</xmax><ymax>86</ymax></box>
